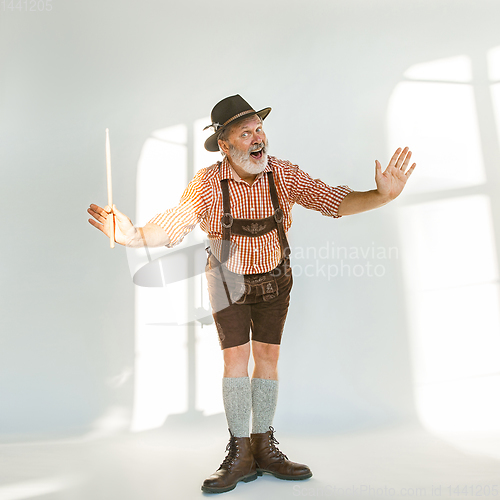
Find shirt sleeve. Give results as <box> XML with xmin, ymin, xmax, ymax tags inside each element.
<box><xmin>285</xmin><ymin>163</ymin><xmax>353</xmax><ymax>218</ymax></box>
<box><xmin>147</xmin><ymin>169</ymin><xmax>209</xmax><ymax>247</ymax></box>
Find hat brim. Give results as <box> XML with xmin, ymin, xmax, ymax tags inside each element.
<box><xmin>204</xmin><ymin>107</ymin><xmax>271</xmax><ymax>152</ymax></box>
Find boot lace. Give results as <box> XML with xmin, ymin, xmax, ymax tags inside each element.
<box><xmin>219</xmin><ymin>434</ymin><xmax>238</xmax><ymax>470</ymax></box>
<box><xmin>269</xmin><ymin>426</ymin><xmax>289</xmax><ymax>463</ymax></box>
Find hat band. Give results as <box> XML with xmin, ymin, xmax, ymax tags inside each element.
<box><xmin>222</xmin><ymin>109</ymin><xmax>255</xmax><ymax>127</ymax></box>
<box><xmin>203</xmin><ymin>109</ymin><xmax>259</xmax><ymax>134</ymax></box>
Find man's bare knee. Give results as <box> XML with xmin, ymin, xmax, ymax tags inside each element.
<box><xmin>223</xmin><ymin>342</ymin><xmax>250</xmax><ymax>377</ymax></box>
<box><xmin>252</xmin><ymin>341</ymin><xmax>280</xmax><ymax>365</ymax></box>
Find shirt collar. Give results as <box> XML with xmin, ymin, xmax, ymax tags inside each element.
<box><xmin>220</xmin><ymin>156</ymin><xmax>272</xmax><ymax>183</ymax></box>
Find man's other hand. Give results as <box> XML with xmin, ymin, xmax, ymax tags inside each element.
<box><xmin>375</xmin><ymin>147</ymin><xmax>416</xmax><ymax>201</ymax></box>
<box><xmin>87</xmin><ymin>203</ymin><xmax>137</xmax><ymax>246</ymax></box>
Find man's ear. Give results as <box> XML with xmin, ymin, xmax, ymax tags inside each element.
<box><xmin>218</xmin><ymin>138</ymin><xmax>229</xmax><ymax>155</ymax></box>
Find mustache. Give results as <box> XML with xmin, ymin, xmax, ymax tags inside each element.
<box><xmin>249</xmin><ymin>142</ymin><xmax>267</xmax><ymax>154</ymax></box>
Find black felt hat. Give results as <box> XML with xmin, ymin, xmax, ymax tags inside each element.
<box><xmin>203</xmin><ymin>95</ymin><xmax>271</xmax><ymax>152</ymax></box>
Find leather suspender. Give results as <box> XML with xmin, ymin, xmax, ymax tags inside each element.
<box><xmin>220</xmin><ymin>178</ymin><xmax>233</xmax><ymax>265</ymax></box>
<box><xmin>267</xmin><ymin>171</ymin><xmax>291</xmax><ymax>260</ymax></box>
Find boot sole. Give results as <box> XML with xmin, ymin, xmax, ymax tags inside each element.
<box><xmin>201</xmin><ymin>472</ymin><xmax>258</xmax><ymax>494</ymax></box>
<box><xmin>256</xmin><ymin>469</ymin><xmax>313</xmax><ymax>481</ymax></box>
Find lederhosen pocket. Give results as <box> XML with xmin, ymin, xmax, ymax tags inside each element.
<box><xmin>230</xmin><ymin>275</ymin><xmax>279</xmax><ymax>304</ymax></box>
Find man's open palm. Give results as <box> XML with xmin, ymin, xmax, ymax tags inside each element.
<box><xmin>87</xmin><ymin>204</ymin><xmax>135</xmax><ymax>246</ymax></box>
<box><xmin>375</xmin><ymin>147</ymin><xmax>416</xmax><ymax>200</ymax></box>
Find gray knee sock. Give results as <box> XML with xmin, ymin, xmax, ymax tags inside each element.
<box><xmin>251</xmin><ymin>378</ymin><xmax>279</xmax><ymax>434</ymax></box>
<box><xmin>222</xmin><ymin>377</ymin><xmax>251</xmax><ymax>438</ymax></box>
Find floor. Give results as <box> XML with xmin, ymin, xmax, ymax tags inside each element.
<box><xmin>1</xmin><ymin>418</ymin><xmax>499</xmax><ymax>500</ymax></box>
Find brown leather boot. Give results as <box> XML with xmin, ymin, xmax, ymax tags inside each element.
<box><xmin>201</xmin><ymin>431</ymin><xmax>258</xmax><ymax>493</ymax></box>
<box><xmin>250</xmin><ymin>426</ymin><xmax>312</xmax><ymax>480</ymax></box>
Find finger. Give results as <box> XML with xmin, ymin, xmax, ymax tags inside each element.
<box><xmin>88</xmin><ymin>218</ymin><xmax>108</xmax><ymax>236</ymax></box>
<box><xmin>405</xmin><ymin>163</ymin><xmax>417</xmax><ymax>177</ymax></box>
<box><xmin>388</xmin><ymin>148</ymin><xmax>402</xmax><ymax>168</ymax></box>
<box><xmin>90</xmin><ymin>203</ymin><xmax>112</xmax><ymax>214</ymax></box>
<box><xmin>89</xmin><ymin>203</ymin><xmax>112</xmax><ymax>220</ymax></box>
<box><xmin>89</xmin><ymin>203</ymin><xmax>104</xmax><ymax>212</ymax></box>
<box><xmin>395</xmin><ymin>147</ymin><xmax>409</xmax><ymax>169</ymax></box>
<box><xmin>400</xmin><ymin>150</ymin><xmax>412</xmax><ymax>171</ymax></box>
<box><xmin>87</xmin><ymin>206</ymin><xmax>108</xmax><ymax>224</ymax></box>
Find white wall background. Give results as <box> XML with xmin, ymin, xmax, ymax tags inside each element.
<box><xmin>1</xmin><ymin>0</ymin><xmax>500</xmax><ymax>439</ymax></box>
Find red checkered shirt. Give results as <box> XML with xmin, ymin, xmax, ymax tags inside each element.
<box><xmin>148</xmin><ymin>155</ymin><xmax>353</xmax><ymax>275</ymax></box>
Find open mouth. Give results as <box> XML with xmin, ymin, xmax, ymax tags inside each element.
<box><xmin>250</xmin><ymin>148</ymin><xmax>264</xmax><ymax>160</ymax></box>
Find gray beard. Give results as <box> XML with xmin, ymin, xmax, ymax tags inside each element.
<box><xmin>228</xmin><ymin>140</ymin><xmax>269</xmax><ymax>175</ymax></box>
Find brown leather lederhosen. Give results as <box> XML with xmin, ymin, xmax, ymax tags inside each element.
<box><xmin>210</xmin><ymin>163</ymin><xmax>291</xmax><ymax>306</ymax></box>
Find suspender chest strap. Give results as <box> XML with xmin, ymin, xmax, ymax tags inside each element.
<box><xmin>219</xmin><ymin>170</ymin><xmax>291</xmax><ymax>264</ymax></box>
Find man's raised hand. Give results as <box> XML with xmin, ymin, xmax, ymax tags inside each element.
<box><xmin>375</xmin><ymin>147</ymin><xmax>416</xmax><ymax>201</ymax></box>
<box><xmin>87</xmin><ymin>204</ymin><xmax>137</xmax><ymax>246</ymax></box>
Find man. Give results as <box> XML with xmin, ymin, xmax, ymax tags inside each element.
<box><xmin>87</xmin><ymin>95</ymin><xmax>416</xmax><ymax>494</ymax></box>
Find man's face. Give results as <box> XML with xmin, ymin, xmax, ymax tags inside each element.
<box><xmin>221</xmin><ymin>115</ymin><xmax>269</xmax><ymax>174</ymax></box>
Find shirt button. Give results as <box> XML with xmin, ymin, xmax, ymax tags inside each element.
<box><xmin>250</xmin><ymin>208</ymin><xmax>255</xmax><ymax>211</ymax></box>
